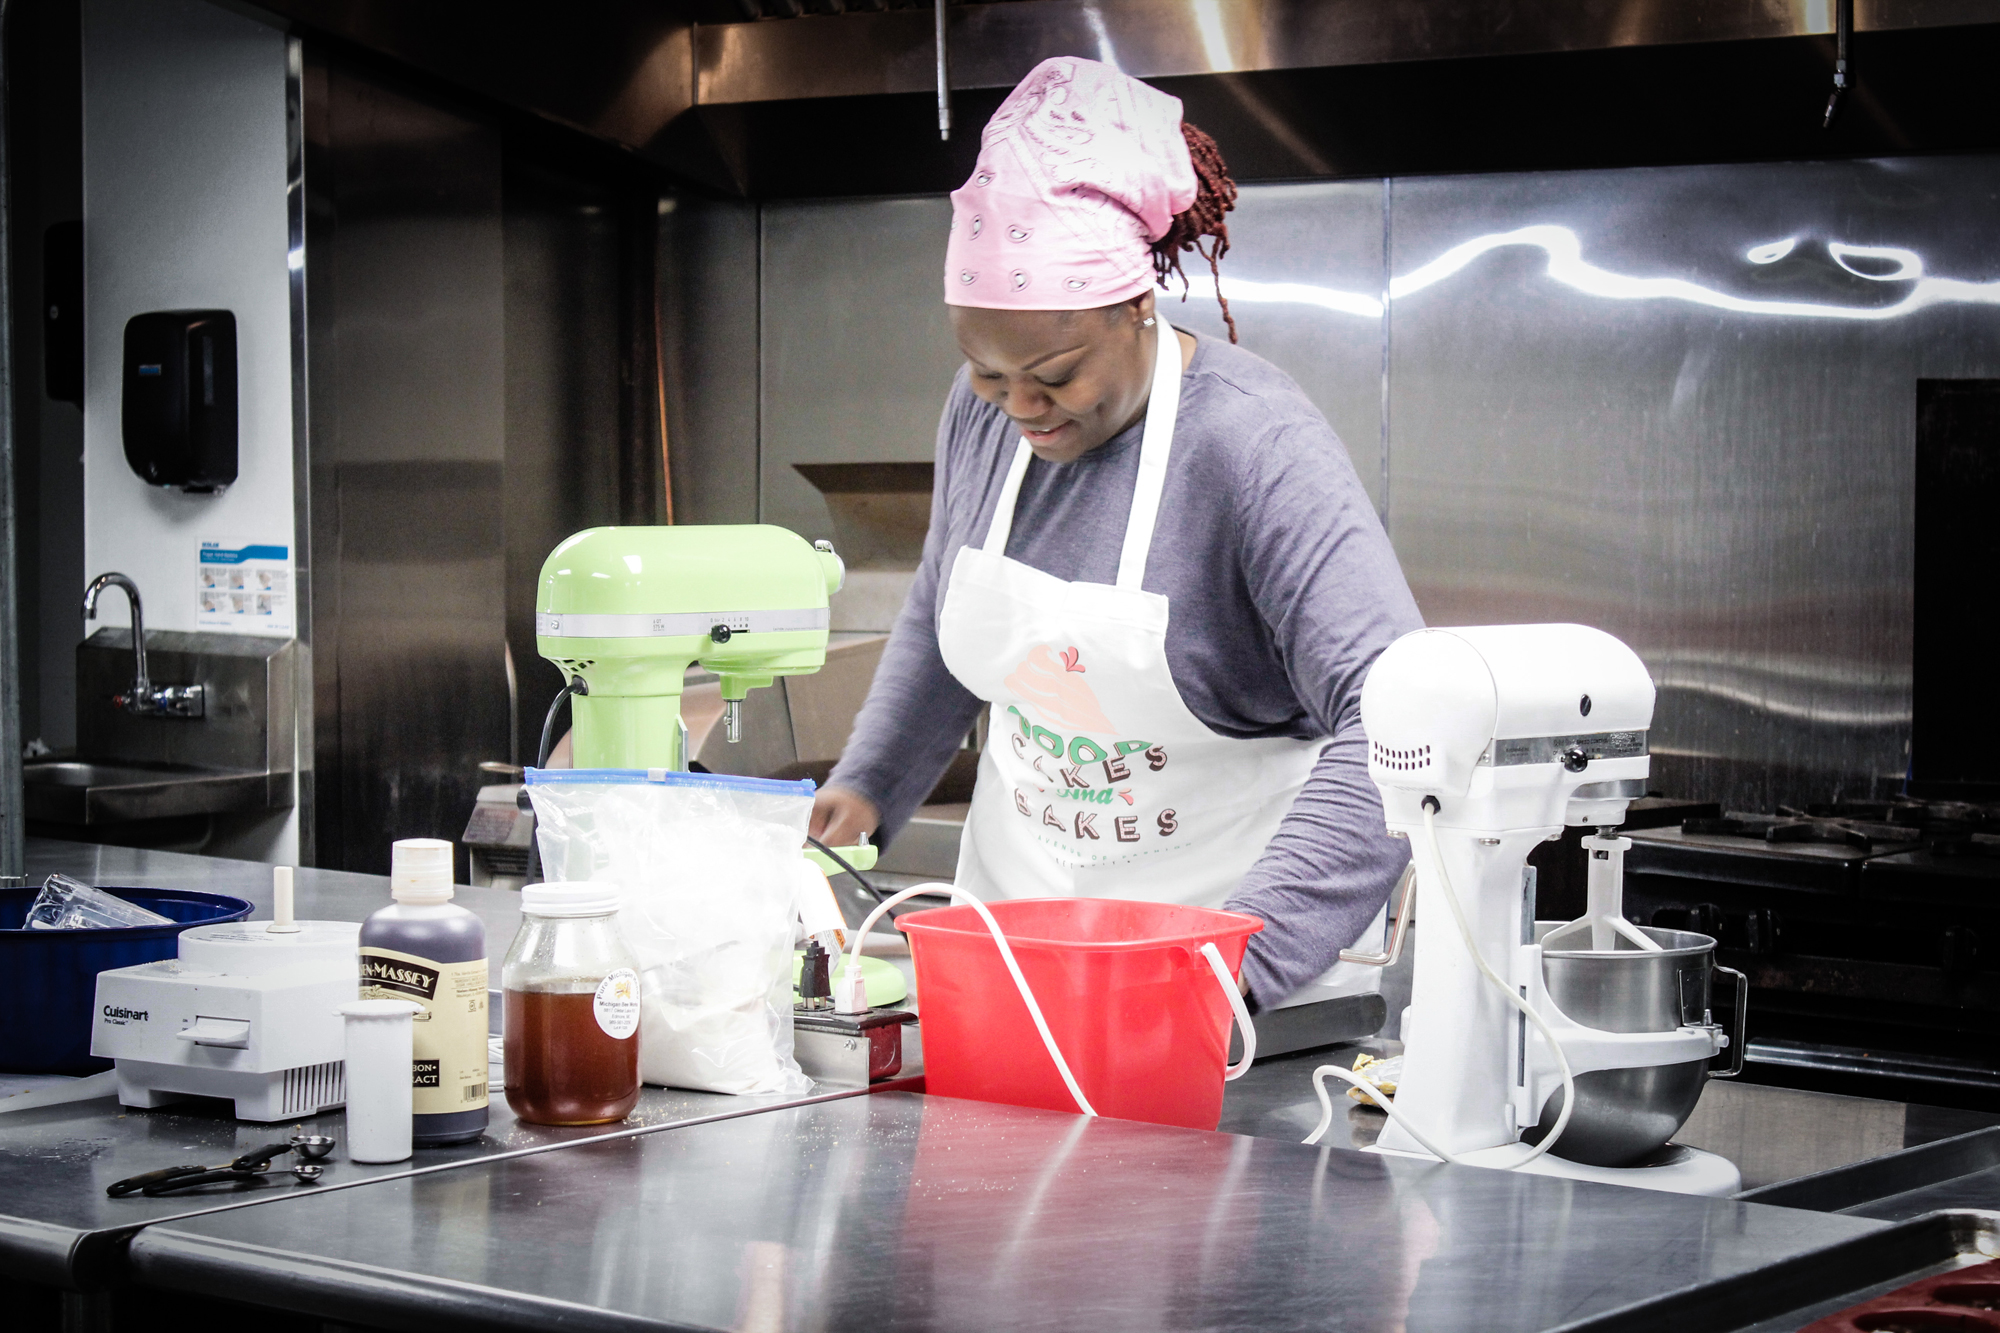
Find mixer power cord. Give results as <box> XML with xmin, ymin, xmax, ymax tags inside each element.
<box><xmin>535</xmin><ymin>678</ymin><xmax>589</xmax><ymax>771</ymax></box>
<box><xmin>1305</xmin><ymin>799</ymin><xmax>1577</xmax><ymax>1169</ymax></box>
<box><xmin>805</xmin><ymin>834</ymin><xmax>889</xmax><ymax>904</ymax></box>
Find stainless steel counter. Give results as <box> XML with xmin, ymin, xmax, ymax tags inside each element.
<box><xmin>124</xmin><ymin>1090</ymin><xmax>1885</xmax><ymax>1333</ymax></box>
<box><xmin>0</xmin><ymin>840</ymin><xmax>898</xmax><ymax>1290</ymax></box>
<box><xmin>3</xmin><ymin>840</ymin><xmax>1979</xmax><ymax>1332</ymax></box>
<box><xmin>0</xmin><ymin>1071</ymin><xmax>903</xmax><ymax>1290</ymax></box>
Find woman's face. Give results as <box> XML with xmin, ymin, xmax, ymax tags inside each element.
<box><xmin>951</xmin><ymin>293</ymin><xmax>1157</xmax><ymax>464</ymax></box>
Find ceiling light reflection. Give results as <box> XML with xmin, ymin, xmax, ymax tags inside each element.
<box><xmin>1225</xmin><ymin>225</ymin><xmax>2000</xmax><ymax>322</ymax></box>
<box><xmin>1746</xmin><ymin>238</ymin><xmax>1797</xmax><ymax>264</ymax></box>
<box><xmin>1080</xmin><ymin>5</ymin><xmax>1122</xmax><ymax>71</ymax></box>
<box><xmin>1216</xmin><ymin>277</ymin><xmax>1383</xmax><ymax>318</ymax></box>
<box><xmin>1392</xmin><ymin>225</ymin><xmax>1998</xmax><ymax>319</ymax></box>
<box><xmin>1828</xmin><ymin>242</ymin><xmax>1924</xmax><ymax>282</ymax></box>
<box><xmin>1192</xmin><ymin>0</ymin><xmax>1233</xmax><ymax>71</ymax></box>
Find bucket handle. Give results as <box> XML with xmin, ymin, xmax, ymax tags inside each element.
<box><xmin>1199</xmin><ymin>943</ymin><xmax>1257</xmax><ymax>1080</ymax></box>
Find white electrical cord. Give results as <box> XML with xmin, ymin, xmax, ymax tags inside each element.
<box><xmin>844</xmin><ymin>884</ymin><xmax>1098</xmax><ymax>1117</ymax></box>
<box><xmin>1304</xmin><ymin>1062</ymin><xmax>1462</xmax><ymax>1162</ymax></box>
<box><xmin>1304</xmin><ymin>803</ymin><xmax>1578</xmax><ymax>1168</ymax></box>
<box><xmin>1416</xmin><ymin>801</ymin><xmax>1576</xmax><ymax>1165</ymax></box>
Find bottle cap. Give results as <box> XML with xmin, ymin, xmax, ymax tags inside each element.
<box><xmin>520</xmin><ymin>881</ymin><xmax>620</xmax><ymax>918</ymax></box>
<box><xmin>389</xmin><ymin>838</ymin><xmax>455</xmax><ymax>904</ymax></box>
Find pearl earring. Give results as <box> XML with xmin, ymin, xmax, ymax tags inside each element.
<box><xmin>1141</xmin><ymin>317</ymin><xmax>1156</xmax><ymax>327</ymax></box>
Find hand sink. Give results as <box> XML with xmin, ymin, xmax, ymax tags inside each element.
<box><xmin>24</xmin><ymin>759</ymin><xmax>289</xmax><ymax>825</ymax></box>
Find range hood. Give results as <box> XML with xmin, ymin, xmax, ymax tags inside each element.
<box><xmin>242</xmin><ymin>0</ymin><xmax>2000</xmax><ymax>194</ymax></box>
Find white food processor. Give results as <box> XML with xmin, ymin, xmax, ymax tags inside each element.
<box><xmin>91</xmin><ymin>868</ymin><xmax>357</xmax><ymax>1122</ymax></box>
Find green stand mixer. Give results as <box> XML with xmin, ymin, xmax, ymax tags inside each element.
<box><xmin>534</xmin><ymin>524</ymin><xmax>876</xmax><ymax>876</ymax></box>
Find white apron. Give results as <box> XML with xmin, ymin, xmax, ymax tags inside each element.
<box><xmin>937</xmin><ymin>323</ymin><xmax>1360</xmax><ymax>948</ymax></box>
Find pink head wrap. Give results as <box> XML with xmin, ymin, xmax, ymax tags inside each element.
<box><xmin>944</xmin><ymin>57</ymin><xmax>1197</xmax><ymax>311</ymax></box>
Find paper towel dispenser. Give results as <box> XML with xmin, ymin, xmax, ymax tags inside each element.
<box><xmin>122</xmin><ymin>310</ymin><xmax>237</xmax><ymax>493</ymax></box>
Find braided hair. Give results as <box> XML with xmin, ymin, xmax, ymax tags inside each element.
<box><xmin>1150</xmin><ymin>122</ymin><xmax>1240</xmax><ymax>342</ymax></box>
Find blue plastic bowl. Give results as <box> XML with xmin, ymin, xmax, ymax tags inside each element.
<box><xmin>0</xmin><ymin>886</ymin><xmax>254</xmax><ymax>1074</ymax></box>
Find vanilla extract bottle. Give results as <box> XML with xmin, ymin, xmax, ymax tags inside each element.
<box><xmin>359</xmin><ymin>839</ymin><xmax>489</xmax><ymax>1146</ymax></box>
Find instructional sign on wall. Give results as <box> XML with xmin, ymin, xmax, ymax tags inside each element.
<box><xmin>197</xmin><ymin>537</ymin><xmax>294</xmax><ymax>636</ymax></box>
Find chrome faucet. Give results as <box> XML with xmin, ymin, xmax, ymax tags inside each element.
<box><xmin>81</xmin><ymin>573</ymin><xmax>204</xmax><ymax>719</ymax></box>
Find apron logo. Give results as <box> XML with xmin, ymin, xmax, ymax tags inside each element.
<box><xmin>1001</xmin><ymin>683</ymin><xmax>1177</xmax><ymax>851</ymax></box>
<box><xmin>1020</xmin><ymin>798</ymin><xmax>1178</xmax><ymax>845</ymax></box>
<box><xmin>1005</xmin><ymin>706</ymin><xmax>1166</xmax><ymax>773</ymax></box>
<box><xmin>1005</xmin><ymin>645</ymin><xmax>1115</xmax><ymax>732</ymax></box>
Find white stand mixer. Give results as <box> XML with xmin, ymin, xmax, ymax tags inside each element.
<box><xmin>1334</xmin><ymin>624</ymin><xmax>1742</xmax><ymax>1197</ymax></box>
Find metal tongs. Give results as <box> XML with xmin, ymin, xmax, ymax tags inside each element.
<box><xmin>106</xmin><ymin>1131</ymin><xmax>337</xmax><ymax>1197</ymax></box>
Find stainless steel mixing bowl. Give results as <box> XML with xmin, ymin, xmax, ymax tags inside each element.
<box><xmin>1521</xmin><ymin>923</ymin><xmax>1746</xmax><ymax>1168</ymax></box>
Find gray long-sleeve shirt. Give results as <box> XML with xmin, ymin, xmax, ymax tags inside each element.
<box><xmin>830</xmin><ymin>331</ymin><xmax>1424</xmax><ymax>1007</ymax></box>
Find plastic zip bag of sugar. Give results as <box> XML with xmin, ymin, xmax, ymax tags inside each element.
<box><xmin>525</xmin><ymin>768</ymin><xmax>814</xmax><ymax>1098</ymax></box>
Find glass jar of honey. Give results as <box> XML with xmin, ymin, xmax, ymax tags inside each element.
<box><xmin>501</xmin><ymin>882</ymin><xmax>642</xmax><ymax>1125</ymax></box>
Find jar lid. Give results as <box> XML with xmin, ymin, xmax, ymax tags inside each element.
<box><xmin>521</xmin><ymin>882</ymin><xmax>621</xmax><ymax>917</ymax></box>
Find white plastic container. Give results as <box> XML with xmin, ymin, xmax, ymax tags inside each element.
<box><xmin>336</xmin><ymin>999</ymin><xmax>423</xmax><ymax>1163</ymax></box>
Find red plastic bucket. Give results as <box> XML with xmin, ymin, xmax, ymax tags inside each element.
<box><xmin>898</xmin><ymin>898</ymin><xmax>1263</xmax><ymax>1130</ymax></box>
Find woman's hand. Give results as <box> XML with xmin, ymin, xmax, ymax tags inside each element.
<box><xmin>811</xmin><ymin>784</ymin><xmax>882</xmax><ymax>850</ymax></box>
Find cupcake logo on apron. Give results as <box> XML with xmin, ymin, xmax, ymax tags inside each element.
<box><xmin>1004</xmin><ymin>643</ymin><xmax>1114</xmax><ymax>733</ymax></box>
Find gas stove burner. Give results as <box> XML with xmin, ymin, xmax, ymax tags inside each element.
<box><xmin>1767</xmin><ymin>819</ymin><xmax>1893</xmax><ymax>850</ymax></box>
<box><xmin>1794</xmin><ymin>798</ymin><xmax>1999</xmax><ymax>835</ymax></box>
<box><xmin>1682</xmin><ymin>796</ymin><xmax>2000</xmax><ymax>853</ymax></box>
<box><xmin>1682</xmin><ymin>812</ymin><xmax>1912</xmax><ymax>853</ymax></box>
<box><xmin>1795</xmin><ymin>800</ymin><xmax>1933</xmax><ymax>827</ymax></box>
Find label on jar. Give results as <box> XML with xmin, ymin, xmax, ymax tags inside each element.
<box><xmin>593</xmin><ymin>968</ymin><xmax>641</xmax><ymax>1040</ymax></box>
<box><xmin>360</xmin><ymin>947</ymin><xmax>490</xmax><ymax>1114</ymax></box>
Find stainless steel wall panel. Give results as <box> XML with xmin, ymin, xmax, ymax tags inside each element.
<box><xmin>501</xmin><ymin>156</ymin><xmax>628</xmax><ymax>758</ymax></box>
<box><xmin>713</xmin><ymin>155</ymin><xmax>2000</xmax><ymax>812</ymax></box>
<box><xmin>660</xmin><ymin>195</ymin><xmax>762</xmax><ymax>527</ymax></box>
<box><xmin>753</xmin><ymin>182</ymin><xmax>1391</xmax><ymax>529</ymax></box>
<box><xmin>305</xmin><ymin>54</ymin><xmax>511</xmax><ymax>875</ymax></box>
<box><xmin>1166</xmin><ymin>180</ymin><xmax>1388</xmax><ymax>513</ymax></box>
<box><xmin>303</xmin><ymin>49</ymin><xmax>661</xmax><ymax>871</ymax></box>
<box><xmin>758</xmin><ymin>196</ymin><xmax>961</xmax><ymax>542</ymax></box>
<box><xmin>1384</xmin><ymin>158</ymin><xmax>2000</xmax><ymax>810</ymax></box>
